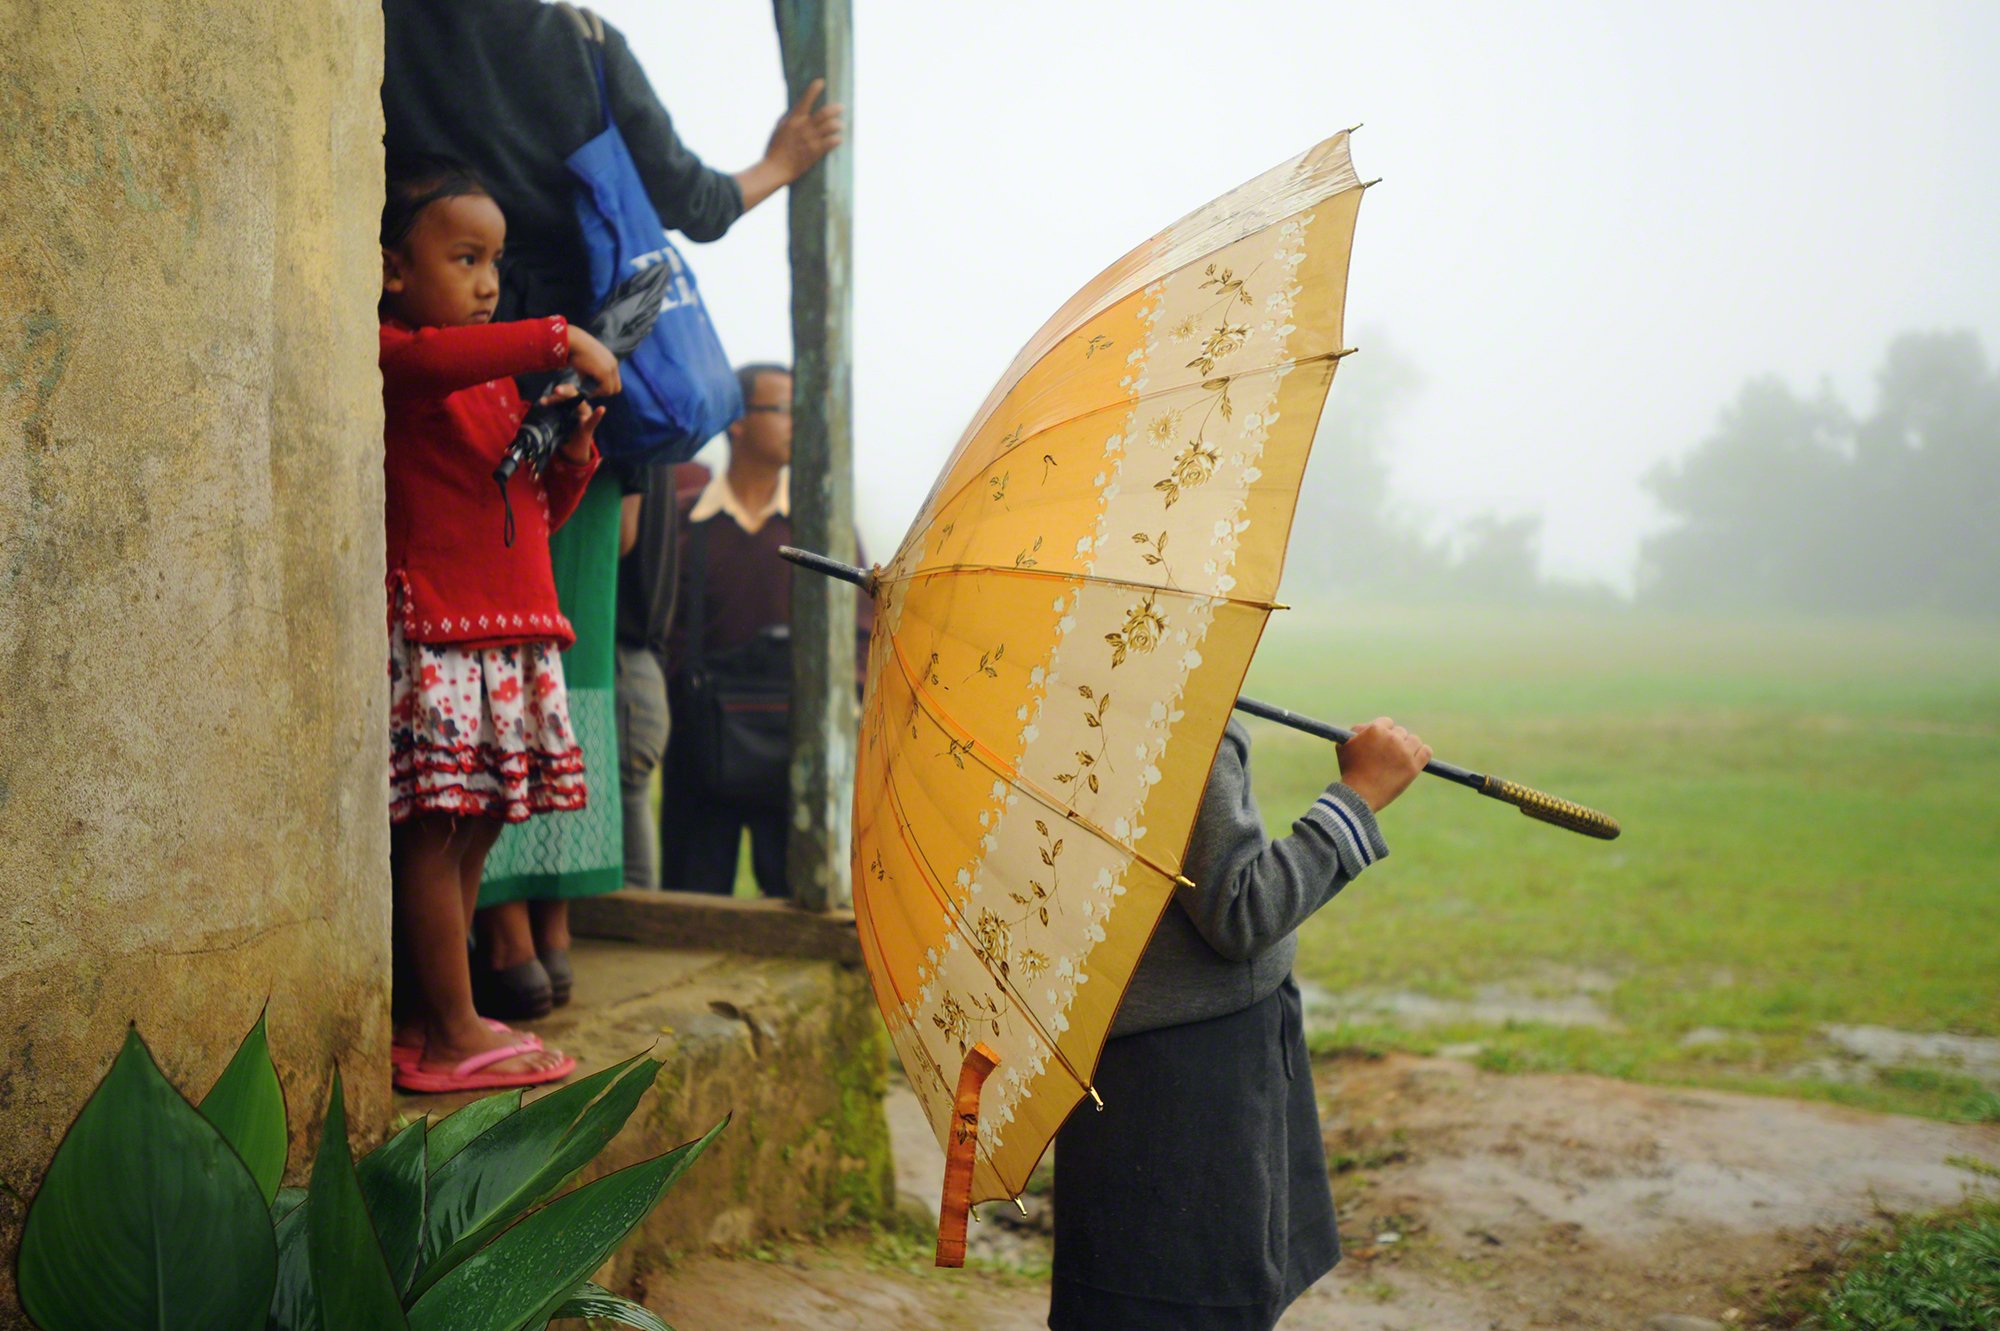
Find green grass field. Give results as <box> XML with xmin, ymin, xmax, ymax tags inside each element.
<box><xmin>1240</xmin><ymin>604</ymin><xmax>2000</xmax><ymax>1121</ymax></box>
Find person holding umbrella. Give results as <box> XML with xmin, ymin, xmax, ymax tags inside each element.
<box><xmin>1049</xmin><ymin>715</ymin><xmax>1429</xmax><ymax>1329</ymax></box>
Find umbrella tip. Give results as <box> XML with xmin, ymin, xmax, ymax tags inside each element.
<box><xmin>1088</xmin><ymin>1086</ymin><xmax>1104</xmax><ymax>1111</ymax></box>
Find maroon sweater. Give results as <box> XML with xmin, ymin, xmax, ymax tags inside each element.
<box><xmin>665</xmin><ymin>493</ymin><xmax>872</xmax><ymax>676</ymax></box>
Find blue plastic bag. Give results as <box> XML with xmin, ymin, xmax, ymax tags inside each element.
<box><xmin>566</xmin><ymin>45</ymin><xmax>743</xmax><ymax>465</ymax></box>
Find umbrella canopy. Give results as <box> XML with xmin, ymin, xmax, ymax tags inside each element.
<box><xmin>855</xmin><ymin>131</ymin><xmax>1370</xmax><ymax>1232</ymax></box>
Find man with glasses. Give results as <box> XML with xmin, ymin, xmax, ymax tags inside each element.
<box><xmin>659</xmin><ymin>364</ymin><xmax>871</xmax><ymax>896</ymax></box>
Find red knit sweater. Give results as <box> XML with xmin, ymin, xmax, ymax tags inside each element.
<box><xmin>380</xmin><ymin>316</ymin><xmax>599</xmax><ymax>650</ymax></box>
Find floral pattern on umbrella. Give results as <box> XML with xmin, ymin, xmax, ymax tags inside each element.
<box><xmin>852</xmin><ymin>131</ymin><xmax>1369</xmax><ymax>1207</ymax></box>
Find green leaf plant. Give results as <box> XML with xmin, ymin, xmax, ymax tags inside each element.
<box><xmin>15</xmin><ymin>1017</ymin><xmax>720</xmax><ymax>1331</ymax></box>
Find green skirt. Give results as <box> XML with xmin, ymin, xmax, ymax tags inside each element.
<box><xmin>480</xmin><ymin>472</ymin><xmax>625</xmax><ymax>904</ymax></box>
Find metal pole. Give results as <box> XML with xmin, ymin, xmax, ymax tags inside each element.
<box><xmin>774</xmin><ymin>0</ymin><xmax>856</xmax><ymax>910</ymax></box>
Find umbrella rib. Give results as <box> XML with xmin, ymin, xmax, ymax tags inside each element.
<box><xmin>850</xmin><ymin>698</ymin><xmax>919</xmax><ymax>1010</ymax></box>
<box><xmin>904</xmin><ymin>348</ymin><xmax>1352</xmax><ymax>554</ymax></box>
<box><xmin>885</xmin><ymin>628</ymin><xmax>1193</xmax><ymax>893</ymax></box>
<box><xmin>861</xmin><ymin>746</ymin><xmax>1019</xmax><ymax>1190</ymax></box>
<box><xmin>875</xmin><ymin>734</ymin><xmax>1096</xmax><ymax>1099</ymax></box>
<box><xmin>882</xmin><ymin>561</ymin><xmax>1288</xmax><ymax>612</ymax></box>
<box><xmin>863</xmin><ymin>696</ymin><xmax>1045</xmax><ymax>1199</ymax></box>
<box><xmin>850</xmin><ymin>853</ymin><xmax>909</xmax><ymax>1007</ymax></box>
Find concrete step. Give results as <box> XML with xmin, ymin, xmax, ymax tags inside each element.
<box><xmin>396</xmin><ymin>938</ymin><xmax>894</xmax><ymax>1281</ymax></box>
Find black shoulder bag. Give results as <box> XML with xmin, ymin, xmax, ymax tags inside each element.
<box><xmin>667</xmin><ymin>517</ymin><xmax>793</xmax><ymax>809</ymax></box>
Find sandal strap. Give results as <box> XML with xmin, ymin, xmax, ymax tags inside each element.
<box><xmin>453</xmin><ymin>1040</ymin><xmax>548</xmax><ymax>1078</ymax></box>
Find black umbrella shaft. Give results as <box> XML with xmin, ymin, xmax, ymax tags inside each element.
<box><xmin>1231</xmin><ymin>695</ymin><xmax>1482</xmax><ymax>788</ymax></box>
<box><xmin>779</xmin><ymin>546</ymin><xmax>872</xmax><ymax>590</ymax></box>
<box><xmin>777</xmin><ymin>546</ymin><xmax>1619</xmax><ymax>839</ymax></box>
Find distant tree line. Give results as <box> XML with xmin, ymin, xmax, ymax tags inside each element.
<box><xmin>1284</xmin><ymin>329</ymin><xmax>1998</xmax><ymax>616</ymax></box>
<box><xmin>1638</xmin><ymin>330</ymin><xmax>1999</xmax><ymax>615</ymax></box>
<box><xmin>1283</xmin><ymin>338</ymin><xmax>1608</xmax><ymax>608</ymax></box>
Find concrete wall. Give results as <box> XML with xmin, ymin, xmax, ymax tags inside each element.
<box><xmin>0</xmin><ymin>0</ymin><xmax>388</xmax><ymax>1310</ymax></box>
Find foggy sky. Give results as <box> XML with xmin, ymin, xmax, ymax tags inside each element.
<box><xmin>593</xmin><ymin>0</ymin><xmax>2000</xmax><ymax>591</ymax></box>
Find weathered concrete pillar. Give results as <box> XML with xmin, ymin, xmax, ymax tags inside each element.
<box><xmin>0</xmin><ymin>2</ymin><xmax>388</xmax><ymax>1312</ymax></box>
<box><xmin>774</xmin><ymin>0</ymin><xmax>857</xmax><ymax>911</ymax></box>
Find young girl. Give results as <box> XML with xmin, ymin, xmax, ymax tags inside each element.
<box><xmin>1050</xmin><ymin>715</ymin><xmax>1431</xmax><ymax>1331</ymax></box>
<box><xmin>378</xmin><ymin>155</ymin><xmax>623</xmax><ymax>1093</ymax></box>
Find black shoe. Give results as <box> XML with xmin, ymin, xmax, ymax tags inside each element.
<box><xmin>472</xmin><ymin>954</ymin><xmax>553</xmax><ymax>1020</ymax></box>
<box><xmin>539</xmin><ymin>947</ymin><xmax>573</xmax><ymax>1008</ymax></box>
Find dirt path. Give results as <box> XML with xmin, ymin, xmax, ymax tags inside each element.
<box><xmin>640</xmin><ymin>1052</ymin><xmax>2000</xmax><ymax>1330</ymax></box>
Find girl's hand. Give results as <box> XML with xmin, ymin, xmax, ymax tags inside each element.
<box><xmin>1337</xmin><ymin>717</ymin><xmax>1432</xmax><ymax>813</ymax></box>
<box><xmin>566</xmin><ymin>326</ymin><xmax>622</xmax><ymax>397</ymax></box>
<box><xmin>559</xmin><ymin>400</ymin><xmax>607</xmax><ymax>464</ymax></box>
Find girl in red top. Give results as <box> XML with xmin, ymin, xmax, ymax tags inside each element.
<box><xmin>379</xmin><ymin>157</ymin><xmax>622</xmax><ymax>1093</ymax></box>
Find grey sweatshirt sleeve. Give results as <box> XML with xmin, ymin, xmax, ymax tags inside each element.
<box><xmin>602</xmin><ymin>22</ymin><xmax>747</xmax><ymax>243</ymax></box>
<box><xmin>1175</xmin><ymin>721</ymin><xmax>1389</xmax><ymax>963</ymax></box>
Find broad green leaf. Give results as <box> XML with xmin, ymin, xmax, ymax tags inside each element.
<box><xmin>550</xmin><ymin>1281</ymin><xmax>674</xmax><ymax>1330</ymax></box>
<box><xmin>305</xmin><ymin>1073</ymin><xmax>409</xmax><ymax>1331</ymax></box>
<box><xmin>268</xmin><ymin>1201</ymin><xmax>320</xmax><ymax>1331</ymax></box>
<box><xmin>272</xmin><ymin>1185</ymin><xmax>309</xmax><ymax>1222</ymax></box>
<box><xmin>357</xmin><ymin>1117</ymin><xmax>428</xmax><ymax>1293</ymax></box>
<box><xmin>18</xmin><ymin>1027</ymin><xmax>276</xmax><ymax>1331</ymax></box>
<box><xmin>198</xmin><ymin>1009</ymin><xmax>290</xmax><ymax>1205</ymax></box>
<box><xmin>407</xmin><ymin>1119</ymin><xmax>725</xmax><ymax>1331</ymax></box>
<box><xmin>427</xmin><ymin>1087</ymin><xmax>522</xmax><ymax>1171</ymax></box>
<box><xmin>412</xmin><ymin>1054</ymin><xmax>654</xmax><ymax>1294</ymax></box>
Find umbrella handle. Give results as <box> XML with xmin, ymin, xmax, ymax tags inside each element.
<box><xmin>1476</xmin><ymin>775</ymin><xmax>1622</xmax><ymax>839</ymax></box>
<box><xmin>936</xmin><ymin>1042</ymin><xmax>1000</xmax><ymax>1268</ymax></box>
<box><xmin>1232</xmin><ymin>695</ymin><xmax>1621</xmax><ymax>841</ymax></box>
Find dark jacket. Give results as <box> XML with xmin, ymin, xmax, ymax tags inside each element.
<box><xmin>614</xmin><ymin>461</ymin><xmax>680</xmax><ymax>657</ymax></box>
<box><xmin>383</xmin><ymin>0</ymin><xmax>745</xmax><ymax>319</ymax></box>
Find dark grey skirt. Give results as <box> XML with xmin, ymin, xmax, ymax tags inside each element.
<box><xmin>1049</xmin><ymin>977</ymin><xmax>1339</xmax><ymax>1331</ymax></box>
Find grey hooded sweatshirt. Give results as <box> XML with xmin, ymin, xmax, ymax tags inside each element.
<box><xmin>1111</xmin><ymin>718</ymin><xmax>1388</xmax><ymax>1037</ymax></box>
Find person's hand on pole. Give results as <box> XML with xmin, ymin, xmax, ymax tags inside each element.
<box><xmin>735</xmin><ymin>77</ymin><xmax>846</xmax><ymax>211</ymax></box>
<box><xmin>1336</xmin><ymin>717</ymin><xmax>1432</xmax><ymax>813</ymax></box>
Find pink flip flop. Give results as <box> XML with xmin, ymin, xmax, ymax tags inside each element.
<box><xmin>392</xmin><ymin>1019</ymin><xmax>541</xmax><ymax>1069</ymax></box>
<box><xmin>394</xmin><ymin>1039</ymin><xmax>576</xmax><ymax>1095</ymax></box>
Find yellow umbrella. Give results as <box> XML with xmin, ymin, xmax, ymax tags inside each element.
<box><xmin>836</xmin><ymin>130</ymin><xmax>1373</xmax><ymax>1263</ymax></box>
<box><xmin>786</xmin><ymin>129</ymin><xmax>1619</xmax><ymax>1265</ymax></box>
<box><xmin>852</xmin><ymin>131</ymin><xmax>1367</xmax><ymax>1258</ymax></box>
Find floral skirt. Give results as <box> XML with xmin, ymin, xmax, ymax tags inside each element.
<box><xmin>388</xmin><ymin>621</ymin><xmax>587</xmax><ymax>824</ymax></box>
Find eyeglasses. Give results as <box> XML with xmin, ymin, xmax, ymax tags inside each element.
<box><xmin>744</xmin><ymin>403</ymin><xmax>792</xmax><ymax>415</ymax></box>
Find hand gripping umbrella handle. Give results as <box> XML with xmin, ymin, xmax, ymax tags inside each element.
<box><xmin>1231</xmin><ymin>695</ymin><xmax>1622</xmax><ymax>841</ymax></box>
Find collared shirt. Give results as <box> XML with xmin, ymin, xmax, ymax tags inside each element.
<box><xmin>686</xmin><ymin>467</ymin><xmax>791</xmax><ymax>536</ymax></box>
<box><xmin>666</xmin><ymin>468</ymin><xmax>871</xmax><ymax>679</ymax></box>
